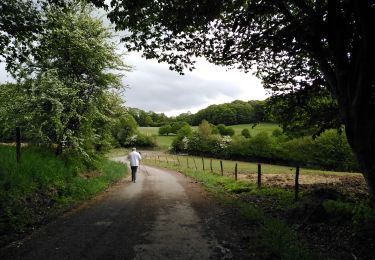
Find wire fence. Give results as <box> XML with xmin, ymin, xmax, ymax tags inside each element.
<box><xmin>142</xmin><ymin>154</ymin><xmax>312</xmax><ymax>200</ymax></box>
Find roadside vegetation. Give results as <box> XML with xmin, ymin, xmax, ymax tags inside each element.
<box><xmin>140</xmin><ymin>154</ymin><xmax>374</xmax><ymax>259</ymax></box>
<box><xmin>0</xmin><ymin>4</ymin><xmax>132</xmax><ymax>246</ymax></box>
<box><xmin>0</xmin><ymin>145</ymin><xmax>127</xmax><ymax>246</ymax></box>
<box><xmin>169</xmin><ymin>120</ymin><xmax>358</xmax><ymax>172</ymax></box>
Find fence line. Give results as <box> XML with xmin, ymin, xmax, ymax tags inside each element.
<box><xmin>147</xmin><ymin>154</ymin><xmax>303</xmax><ymax>199</ymax></box>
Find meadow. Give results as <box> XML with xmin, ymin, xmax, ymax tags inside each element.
<box><xmin>139</xmin><ymin>123</ymin><xmax>281</xmax><ymax>150</ymax></box>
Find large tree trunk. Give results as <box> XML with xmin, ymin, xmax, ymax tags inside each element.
<box><xmin>323</xmin><ymin>1</ymin><xmax>375</xmax><ymax>207</ymax></box>
<box><xmin>345</xmin><ymin>111</ymin><xmax>375</xmax><ymax>207</ymax></box>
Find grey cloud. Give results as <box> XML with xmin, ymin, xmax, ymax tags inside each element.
<box><xmin>122</xmin><ymin>53</ymin><xmax>266</xmax><ymax>114</ymax></box>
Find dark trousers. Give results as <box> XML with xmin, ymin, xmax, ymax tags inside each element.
<box><xmin>131</xmin><ymin>166</ymin><xmax>138</xmax><ymax>182</ymax></box>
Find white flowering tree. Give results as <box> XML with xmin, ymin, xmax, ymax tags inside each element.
<box><xmin>2</xmin><ymin>4</ymin><xmax>129</xmax><ymax>160</ymax></box>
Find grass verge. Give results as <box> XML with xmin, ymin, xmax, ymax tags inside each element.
<box><xmin>0</xmin><ymin>145</ymin><xmax>128</xmax><ymax>246</ymax></box>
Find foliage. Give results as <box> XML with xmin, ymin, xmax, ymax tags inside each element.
<box><xmin>158</xmin><ymin>121</ymin><xmax>189</xmax><ymax>136</ymax></box>
<box><xmin>171</xmin><ymin>124</ymin><xmax>193</xmax><ymax>152</ymax></box>
<box><xmin>127</xmin><ymin>107</ymin><xmax>153</xmax><ymax>127</ymax></box>
<box><xmin>323</xmin><ymin>200</ymin><xmax>375</xmax><ymax>230</ymax></box>
<box><xmin>0</xmin><ymin>145</ymin><xmax>127</xmax><ymax>235</ymax></box>
<box><xmin>158</xmin><ymin>124</ymin><xmax>172</xmax><ymax>136</ymax></box>
<box><xmin>1</xmin><ymin>4</ymin><xmax>129</xmax><ymax>161</ymax></box>
<box><xmin>197</xmin><ymin>120</ymin><xmax>214</xmax><ymax>138</ymax></box>
<box><xmin>181</xmin><ymin>127</ymin><xmax>358</xmax><ymax>171</ymax></box>
<box><xmin>217</xmin><ymin>124</ymin><xmax>235</xmax><ymax>137</ymax></box>
<box><xmin>108</xmin><ymin>94</ymin><xmax>138</xmax><ymax>148</ymax></box>
<box><xmin>271</xmin><ymin>129</ymin><xmax>283</xmax><ymax>138</ymax></box>
<box><xmin>0</xmin><ymin>0</ymin><xmax>44</xmax><ymax>70</ymax></box>
<box><xmin>313</xmin><ymin>130</ymin><xmax>358</xmax><ymax>171</ymax></box>
<box><xmin>0</xmin><ymin>83</ymin><xmax>33</xmax><ymax>141</ymax></box>
<box><xmin>191</xmin><ymin>100</ymin><xmax>267</xmax><ymax>126</ymax></box>
<box><xmin>260</xmin><ymin>219</ymin><xmax>313</xmax><ymax>260</ymax></box>
<box><xmin>124</xmin><ymin>133</ymin><xmax>157</xmax><ymax>148</ymax></box>
<box><xmin>126</xmin><ymin>100</ymin><xmax>268</xmax><ymax>128</ymax></box>
<box><xmin>241</xmin><ymin>128</ymin><xmax>251</xmax><ymax>138</ymax></box>
<box><xmin>266</xmin><ymin>89</ymin><xmax>341</xmax><ymax>138</ymax></box>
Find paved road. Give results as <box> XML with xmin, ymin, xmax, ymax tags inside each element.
<box><xmin>0</xmin><ymin>157</ymin><xmax>238</xmax><ymax>260</ymax></box>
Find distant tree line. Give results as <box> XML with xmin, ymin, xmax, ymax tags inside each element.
<box><xmin>128</xmin><ymin>100</ymin><xmax>267</xmax><ymax>127</ymax></box>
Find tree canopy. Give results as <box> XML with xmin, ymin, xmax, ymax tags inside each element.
<box><xmin>92</xmin><ymin>0</ymin><xmax>375</xmax><ymax>205</ymax></box>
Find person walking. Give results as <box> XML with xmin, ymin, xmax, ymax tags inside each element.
<box><xmin>128</xmin><ymin>147</ymin><xmax>142</xmax><ymax>183</ymax></box>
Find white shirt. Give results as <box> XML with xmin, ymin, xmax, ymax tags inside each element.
<box><xmin>128</xmin><ymin>151</ymin><xmax>142</xmax><ymax>166</ymax></box>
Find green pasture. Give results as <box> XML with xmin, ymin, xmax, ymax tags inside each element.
<box><xmin>138</xmin><ymin>126</ymin><xmax>160</xmax><ymax>135</ymax></box>
<box><xmin>230</xmin><ymin>123</ymin><xmax>281</xmax><ymax>136</ymax></box>
<box><xmin>139</xmin><ymin>123</ymin><xmax>281</xmax><ymax>150</ymax></box>
<box><xmin>141</xmin><ymin>153</ymin><xmax>360</xmax><ymax>177</ymax></box>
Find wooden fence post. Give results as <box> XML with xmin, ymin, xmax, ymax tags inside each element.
<box><xmin>16</xmin><ymin>127</ymin><xmax>21</xmax><ymax>163</ymax></box>
<box><xmin>257</xmin><ymin>163</ymin><xmax>262</xmax><ymax>188</ymax></box>
<box><xmin>187</xmin><ymin>157</ymin><xmax>189</xmax><ymax>168</ymax></box>
<box><xmin>234</xmin><ymin>163</ymin><xmax>238</xmax><ymax>181</ymax></box>
<box><xmin>295</xmin><ymin>166</ymin><xmax>300</xmax><ymax>201</ymax></box>
<box><xmin>210</xmin><ymin>159</ymin><xmax>213</xmax><ymax>173</ymax></box>
<box><xmin>193</xmin><ymin>157</ymin><xmax>198</xmax><ymax>170</ymax></box>
<box><xmin>220</xmin><ymin>160</ymin><xmax>223</xmax><ymax>176</ymax></box>
<box><xmin>202</xmin><ymin>157</ymin><xmax>205</xmax><ymax>171</ymax></box>
<box><xmin>166</xmin><ymin>156</ymin><xmax>169</xmax><ymax>164</ymax></box>
<box><xmin>176</xmin><ymin>156</ymin><xmax>180</xmax><ymax>166</ymax></box>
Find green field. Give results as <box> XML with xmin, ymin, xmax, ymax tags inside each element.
<box><xmin>230</xmin><ymin>123</ymin><xmax>281</xmax><ymax>136</ymax></box>
<box><xmin>141</xmin><ymin>153</ymin><xmax>359</xmax><ymax>177</ymax></box>
<box><xmin>139</xmin><ymin>123</ymin><xmax>281</xmax><ymax>150</ymax></box>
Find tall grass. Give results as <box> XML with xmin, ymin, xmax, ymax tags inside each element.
<box><xmin>0</xmin><ymin>145</ymin><xmax>127</xmax><ymax>241</ymax></box>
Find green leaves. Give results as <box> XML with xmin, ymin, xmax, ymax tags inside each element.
<box><xmin>1</xmin><ymin>4</ymin><xmax>130</xmax><ymax>161</ymax></box>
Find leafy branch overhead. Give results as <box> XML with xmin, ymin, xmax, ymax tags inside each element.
<box><xmin>90</xmin><ymin>0</ymin><xmax>375</xmax><ymax>206</ymax></box>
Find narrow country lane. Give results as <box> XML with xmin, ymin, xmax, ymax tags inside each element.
<box><xmin>0</xmin><ymin>156</ymin><xmax>255</xmax><ymax>260</ymax></box>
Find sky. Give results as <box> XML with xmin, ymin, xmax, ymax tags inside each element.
<box><xmin>122</xmin><ymin>53</ymin><xmax>268</xmax><ymax>116</ymax></box>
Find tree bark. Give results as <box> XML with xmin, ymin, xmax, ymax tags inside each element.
<box><xmin>345</xmin><ymin>114</ymin><xmax>375</xmax><ymax>207</ymax></box>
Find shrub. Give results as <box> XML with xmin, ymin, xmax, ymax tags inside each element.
<box><xmin>248</xmin><ymin>132</ymin><xmax>276</xmax><ymax>159</ymax></box>
<box><xmin>158</xmin><ymin>124</ymin><xmax>172</xmax><ymax>136</ymax></box>
<box><xmin>272</xmin><ymin>128</ymin><xmax>283</xmax><ymax>137</ymax></box>
<box><xmin>241</xmin><ymin>128</ymin><xmax>251</xmax><ymax>138</ymax></box>
<box><xmin>260</xmin><ymin>218</ymin><xmax>313</xmax><ymax>259</ymax></box>
<box><xmin>217</xmin><ymin>124</ymin><xmax>235</xmax><ymax>136</ymax></box>
<box><xmin>313</xmin><ymin>130</ymin><xmax>358</xmax><ymax>171</ymax></box>
<box><xmin>125</xmin><ymin>132</ymin><xmax>157</xmax><ymax>147</ymax></box>
<box><xmin>278</xmin><ymin>137</ymin><xmax>315</xmax><ymax>166</ymax></box>
<box><xmin>171</xmin><ymin>125</ymin><xmax>193</xmax><ymax>152</ymax></box>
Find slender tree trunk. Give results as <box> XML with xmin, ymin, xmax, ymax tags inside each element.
<box><xmin>15</xmin><ymin>127</ymin><xmax>21</xmax><ymax>163</ymax></box>
<box><xmin>55</xmin><ymin>144</ymin><xmax>62</xmax><ymax>156</ymax></box>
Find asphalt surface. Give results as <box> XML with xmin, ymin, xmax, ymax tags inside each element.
<box><xmin>0</xmin><ymin>157</ymin><xmax>231</xmax><ymax>260</ymax></box>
